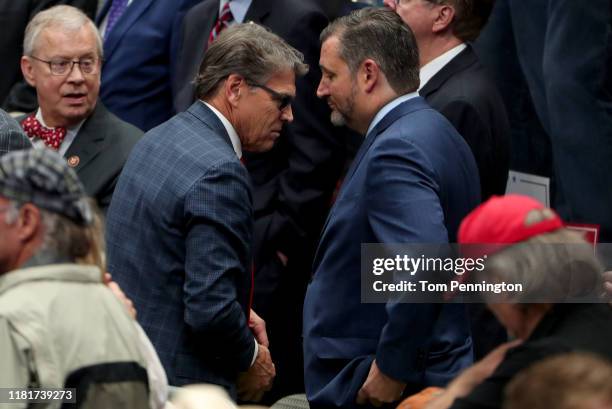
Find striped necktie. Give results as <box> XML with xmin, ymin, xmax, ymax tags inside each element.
<box><xmin>105</xmin><ymin>0</ymin><xmax>129</xmax><ymax>37</ymax></box>
<box><xmin>208</xmin><ymin>1</ymin><xmax>233</xmax><ymax>46</ymax></box>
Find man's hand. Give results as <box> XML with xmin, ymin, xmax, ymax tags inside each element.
<box><xmin>248</xmin><ymin>309</ymin><xmax>269</xmax><ymax>347</ymax></box>
<box><xmin>356</xmin><ymin>360</ymin><xmax>406</xmax><ymax>407</ymax></box>
<box><xmin>104</xmin><ymin>273</ymin><xmax>137</xmax><ymax>319</ymax></box>
<box><xmin>237</xmin><ymin>344</ymin><xmax>275</xmax><ymax>402</ymax></box>
<box><xmin>603</xmin><ymin>271</ymin><xmax>612</xmax><ymax>299</ymax></box>
<box><xmin>447</xmin><ymin>339</ymin><xmax>521</xmax><ymax>398</ymax></box>
<box><xmin>425</xmin><ymin>340</ymin><xmax>522</xmax><ymax>409</ymax></box>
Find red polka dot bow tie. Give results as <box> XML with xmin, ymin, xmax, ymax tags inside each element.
<box><xmin>20</xmin><ymin>115</ymin><xmax>67</xmax><ymax>151</ymax></box>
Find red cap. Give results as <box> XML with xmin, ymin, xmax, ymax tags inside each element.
<box><xmin>459</xmin><ymin>195</ymin><xmax>563</xmax><ymax>247</ymax></box>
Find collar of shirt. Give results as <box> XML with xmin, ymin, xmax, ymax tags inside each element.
<box><xmin>34</xmin><ymin>108</ymin><xmax>85</xmax><ymax>156</ymax></box>
<box><xmin>220</xmin><ymin>0</ymin><xmax>252</xmax><ymax>24</ymax></box>
<box><xmin>204</xmin><ymin>102</ymin><xmax>242</xmax><ymax>159</ymax></box>
<box><xmin>419</xmin><ymin>43</ymin><xmax>467</xmax><ymax>91</ymax></box>
<box><xmin>365</xmin><ymin>92</ymin><xmax>420</xmax><ymax>138</ymax></box>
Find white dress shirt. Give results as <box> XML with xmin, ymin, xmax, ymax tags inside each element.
<box><xmin>220</xmin><ymin>0</ymin><xmax>252</xmax><ymax>24</ymax></box>
<box><xmin>203</xmin><ymin>102</ymin><xmax>259</xmax><ymax>366</ymax></box>
<box><xmin>366</xmin><ymin>92</ymin><xmax>420</xmax><ymax>138</ymax></box>
<box><xmin>419</xmin><ymin>43</ymin><xmax>467</xmax><ymax>91</ymax></box>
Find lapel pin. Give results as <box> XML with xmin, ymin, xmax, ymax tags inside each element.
<box><xmin>67</xmin><ymin>155</ymin><xmax>80</xmax><ymax>168</ymax></box>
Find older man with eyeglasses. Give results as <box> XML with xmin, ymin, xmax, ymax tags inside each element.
<box><xmin>18</xmin><ymin>5</ymin><xmax>142</xmax><ymax>212</ymax></box>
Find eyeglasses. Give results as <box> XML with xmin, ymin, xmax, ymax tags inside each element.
<box><xmin>29</xmin><ymin>56</ymin><xmax>99</xmax><ymax>76</ymax></box>
<box><xmin>248</xmin><ymin>82</ymin><xmax>294</xmax><ymax>111</ymax></box>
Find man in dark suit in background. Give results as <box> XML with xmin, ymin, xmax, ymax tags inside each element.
<box><xmin>18</xmin><ymin>5</ymin><xmax>141</xmax><ymax>211</ymax></box>
<box><xmin>173</xmin><ymin>0</ymin><xmax>350</xmax><ymax>399</ymax></box>
<box><xmin>96</xmin><ymin>0</ymin><xmax>202</xmax><ymax>131</ymax></box>
<box><xmin>0</xmin><ymin>0</ymin><xmax>97</xmax><ymax>114</ymax></box>
<box><xmin>385</xmin><ymin>0</ymin><xmax>509</xmax><ymax>201</ymax></box>
<box><xmin>303</xmin><ymin>9</ymin><xmax>479</xmax><ymax>408</ymax></box>
<box><xmin>106</xmin><ymin>23</ymin><xmax>307</xmax><ymax>400</ymax></box>
<box><xmin>385</xmin><ymin>0</ymin><xmax>510</xmax><ymax>359</ymax></box>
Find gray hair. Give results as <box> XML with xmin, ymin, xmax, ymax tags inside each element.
<box><xmin>5</xmin><ymin>200</ymin><xmax>94</xmax><ymax>264</ymax></box>
<box><xmin>195</xmin><ymin>23</ymin><xmax>308</xmax><ymax>100</ymax></box>
<box><xmin>477</xmin><ymin>229</ymin><xmax>604</xmax><ymax>303</ymax></box>
<box><xmin>23</xmin><ymin>5</ymin><xmax>103</xmax><ymax>59</ymax></box>
<box><xmin>320</xmin><ymin>7</ymin><xmax>420</xmax><ymax>95</ymax></box>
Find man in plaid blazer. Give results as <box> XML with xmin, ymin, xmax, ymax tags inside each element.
<box><xmin>105</xmin><ymin>24</ymin><xmax>307</xmax><ymax>401</ymax></box>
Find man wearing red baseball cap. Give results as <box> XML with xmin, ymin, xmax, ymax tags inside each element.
<box><xmin>404</xmin><ymin>194</ymin><xmax>612</xmax><ymax>409</ymax></box>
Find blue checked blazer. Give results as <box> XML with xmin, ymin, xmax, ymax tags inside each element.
<box><xmin>105</xmin><ymin>101</ymin><xmax>254</xmax><ymax>392</ymax></box>
<box><xmin>0</xmin><ymin>108</ymin><xmax>31</xmax><ymax>157</ymax></box>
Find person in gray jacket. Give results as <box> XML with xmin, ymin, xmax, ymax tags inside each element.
<box><xmin>0</xmin><ymin>148</ymin><xmax>151</xmax><ymax>408</ymax></box>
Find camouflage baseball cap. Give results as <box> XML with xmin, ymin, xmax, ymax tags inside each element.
<box><xmin>0</xmin><ymin>148</ymin><xmax>92</xmax><ymax>225</ymax></box>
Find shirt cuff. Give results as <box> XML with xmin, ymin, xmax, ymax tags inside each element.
<box><xmin>250</xmin><ymin>338</ymin><xmax>258</xmax><ymax>367</ymax></box>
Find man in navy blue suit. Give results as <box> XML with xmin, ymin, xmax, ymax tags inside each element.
<box><xmin>96</xmin><ymin>0</ymin><xmax>202</xmax><ymax>131</ymax></box>
<box><xmin>303</xmin><ymin>8</ymin><xmax>480</xmax><ymax>408</ymax></box>
<box><xmin>105</xmin><ymin>23</ymin><xmax>307</xmax><ymax>401</ymax></box>
<box><xmin>475</xmin><ymin>0</ymin><xmax>612</xmax><ymax>241</ymax></box>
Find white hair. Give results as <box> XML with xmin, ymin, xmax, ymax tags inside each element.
<box><xmin>23</xmin><ymin>5</ymin><xmax>103</xmax><ymax>58</ymax></box>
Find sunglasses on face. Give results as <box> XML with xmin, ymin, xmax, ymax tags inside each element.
<box><xmin>248</xmin><ymin>82</ymin><xmax>294</xmax><ymax>111</ymax></box>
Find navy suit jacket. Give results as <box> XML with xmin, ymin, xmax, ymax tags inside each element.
<box><xmin>105</xmin><ymin>102</ymin><xmax>254</xmax><ymax>392</ymax></box>
<box><xmin>303</xmin><ymin>97</ymin><xmax>480</xmax><ymax>409</ymax></box>
<box><xmin>97</xmin><ymin>0</ymin><xmax>201</xmax><ymax>131</ymax></box>
<box><xmin>475</xmin><ymin>0</ymin><xmax>612</xmax><ymax>240</ymax></box>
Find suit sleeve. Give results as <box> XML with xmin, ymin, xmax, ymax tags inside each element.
<box><xmin>541</xmin><ymin>0</ymin><xmax>612</xmax><ymax>239</ymax></box>
<box><xmin>182</xmin><ymin>160</ymin><xmax>255</xmax><ymax>371</ymax></box>
<box><xmin>262</xmin><ymin>9</ymin><xmax>347</xmax><ymax>261</ymax></box>
<box><xmin>364</xmin><ymin>134</ymin><xmax>449</xmax><ymax>382</ymax></box>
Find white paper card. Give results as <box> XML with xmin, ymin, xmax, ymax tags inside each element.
<box><xmin>505</xmin><ymin>170</ymin><xmax>550</xmax><ymax>206</ymax></box>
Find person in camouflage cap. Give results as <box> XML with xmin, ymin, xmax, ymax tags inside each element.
<box><xmin>0</xmin><ymin>147</ymin><xmax>153</xmax><ymax>407</ymax></box>
<box><xmin>0</xmin><ymin>148</ymin><xmax>92</xmax><ymax>228</ymax></box>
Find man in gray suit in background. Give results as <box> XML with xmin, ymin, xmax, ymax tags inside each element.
<box><xmin>18</xmin><ymin>5</ymin><xmax>141</xmax><ymax>211</ymax></box>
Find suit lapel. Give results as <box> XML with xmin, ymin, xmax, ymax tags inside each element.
<box><xmin>64</xmin><ymin>103</ymin><xmax>109</xmax><ymax>173</ymax></box>
<box><xmin>101</xmin><ymin>0</ymin><xmax>155</xmax><ymax>62</ymax></box>
<box><xmin>419</xmin><ymin>45</ymin><xmax>477</xmax><ymax>98</ymax></box>
<box><xmin>187</xmin><ymin>101</ymin><xmax>234</xmax><ymax>151</ymax></box>
<box><xmin>317</xmin><ymin>97</ymin><xmax>431</xmax><ymax>238</ymax></box>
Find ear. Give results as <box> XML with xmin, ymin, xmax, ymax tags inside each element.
<box><xmin>432</xmin><ymin>5</ymin><xmax>455</xmax><ymax>33</ymax></box>
<box><xmin>15</xmin><ymin>204</ymin><xmax>42</xmax><ymax>243</ymax></box>
<box><xmin>21</xmin><ymin>56</ymin><xmax>37</xmax><ymax>87</ymax></box>
<box><xmin>225</xmin><ymin>73</ymin><xmax>245</xmax><ymax>108</ymax></box>
<box><xmin>360</xmin><ymin>59</ymin><xmax>380</xmax><ymax>94</ymax></box>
